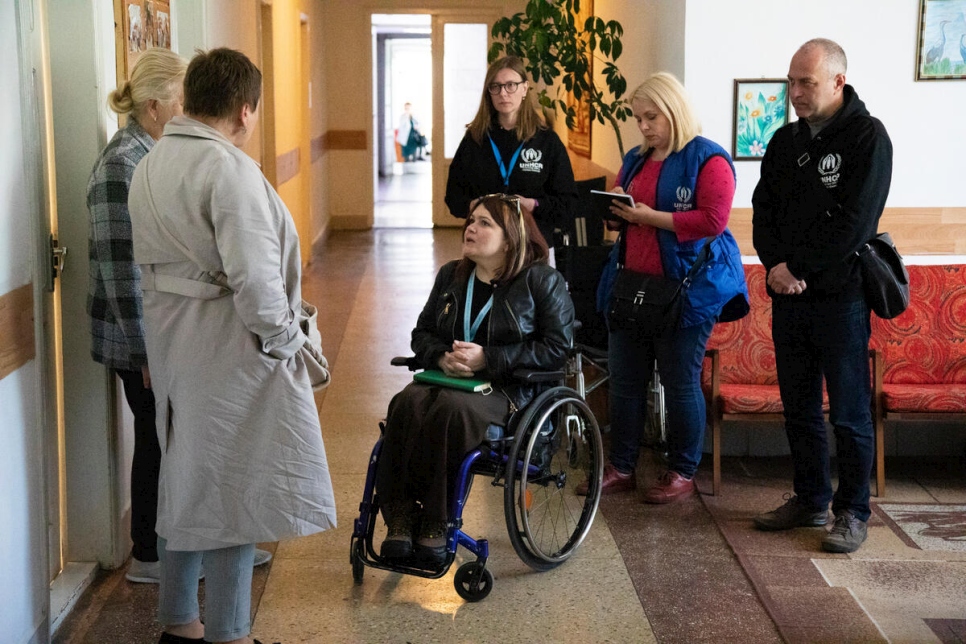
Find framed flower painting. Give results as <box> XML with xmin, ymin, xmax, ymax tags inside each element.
<box><xmin>731</xmin><ymin>79</ymin><xmax>789</xmax><ymax>161</ymax></box>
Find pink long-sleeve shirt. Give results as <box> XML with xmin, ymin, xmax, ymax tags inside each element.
<box><xmin>620</xmin><ymin>155</ymin><xmax>735</xmax><ymax>276</ymax></box>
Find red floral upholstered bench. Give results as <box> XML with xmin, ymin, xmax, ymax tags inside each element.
<box><xmin>870</xmin><ymin>264</ymin><xmax>966</xmax><ymax>491</ymax></box>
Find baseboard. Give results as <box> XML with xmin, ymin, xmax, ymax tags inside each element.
<box><xmin>50</xmin><ymin>561</ymin><xmax>98</xmax><ymax>636</ymax></box>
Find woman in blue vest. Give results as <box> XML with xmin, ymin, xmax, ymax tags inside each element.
<box><xmin>587</xmin><ymin>72</ymin><xmax>748</xmax><ymax>503</ymax></box>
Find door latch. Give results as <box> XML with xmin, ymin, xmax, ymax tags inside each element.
<box><xmin>48</xmin><ymin>234</ymin><xmax>68</xmax><ymax>290</ymax></box>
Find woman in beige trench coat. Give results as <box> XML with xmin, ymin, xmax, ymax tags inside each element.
<box><xmin>129</xmin><ymin>48</ymin><xmax>335</xmax><ymax>644</ymax></box>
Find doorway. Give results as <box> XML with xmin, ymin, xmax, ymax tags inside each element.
<box><xmin>372</xmin><ymin>14</ymin><xmax>432</xmax><ymax>228</ymax></box>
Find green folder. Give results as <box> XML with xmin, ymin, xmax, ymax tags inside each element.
<box><xmin>413</xmin><ymin>369</ymin><xmax>493</xmax><ymax>393</ymax></box>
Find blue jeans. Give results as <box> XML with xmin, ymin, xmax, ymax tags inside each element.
<box><xmin>158</xmin><ymin>537</ymin><xmax>255</xmax><ymax>642</ymax></box>
<box><xmin>772</xmin><ymin>298</ymin><xmax>874</xmax><ymax>522</ymax></box>
<box><xmin>608</xmin><ymin>318</ymin><xmax>716</xmax><ymax>478</ymax></box>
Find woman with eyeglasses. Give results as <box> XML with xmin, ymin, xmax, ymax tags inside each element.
<box><xmin>375</xmin><ymin>194</ymin><xmax>574</xmax><ymax>567</ymax></box>
<box><xmin>587</xmin><ymin>72</ymin><xmax>748</xmax><ymax>504</ymax></box>
<box><xmin>445</xmin><ymin>56</ymin><xmax>577</xmax><ymax>252</ymax></box>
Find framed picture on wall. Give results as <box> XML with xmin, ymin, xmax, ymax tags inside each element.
<box><xmin>115</xmin><ymin>0</ymin><xmax>172</xmax><ymax>81</ymax></box>
<box><xmin>731</xmin><ymin>79</ymin><xmax>789</xmax><ymax>161</ymax></box>
<box><xmin>915</xmin><ymin>0</ymin><xmax>966</xmax><ymax>80</ymax></box>
<box><xmin>565</xmin><ymin>0</ymin><xmax>593</xmax><ymax>158</ymax></box>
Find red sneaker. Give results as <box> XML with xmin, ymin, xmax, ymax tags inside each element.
<box><xmin>576</xmin><ymin>463</ymin><xmax>636</xmax><ymax>496</ymax></box>
<box><xmin>642</xmin><ymin>471</ymin><xmax>695</xmax><ymax>504</ymax></box>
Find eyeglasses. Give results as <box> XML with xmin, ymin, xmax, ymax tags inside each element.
<box><xmin>487</xmin><ymin>80</ymin><xmax>526</xmax><ymax>95</ymax></box>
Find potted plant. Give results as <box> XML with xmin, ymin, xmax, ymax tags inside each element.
<box><xmin>489</xmin><ymin>0</ymin><xmax>631</xmax><ymax>156</ymax></box>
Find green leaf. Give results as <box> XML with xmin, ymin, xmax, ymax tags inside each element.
<box><xmin>612</xmin><ymin>39</ymin><xmax>622</xmax><ymax>61</ymax></box>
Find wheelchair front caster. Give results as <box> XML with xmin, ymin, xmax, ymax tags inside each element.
<box><xmin>453</xmin><ymin>561</ymin><xmax>493</xmax><ymax>602</ymax></box>
<box><xmin>350</xmin><ymin>539</ymin><xmax>365</xmax><ymax>585</ymax></box>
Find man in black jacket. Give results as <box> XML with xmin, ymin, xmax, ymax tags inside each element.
<box><xmin>751</xmin><ymin>38</ymin><xmax>893</xmax><ymax>553</ymax></box>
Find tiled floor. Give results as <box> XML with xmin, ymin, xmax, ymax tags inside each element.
<box><xmin>54</xmin><ymin>228</ymin><xmax>966</xmax><ymax>644</ymax></box>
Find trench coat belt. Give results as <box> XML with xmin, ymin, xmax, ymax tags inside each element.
<box><xmin>140</xmin><ymin>265</ymin><xmax>231</xmax><ymax>300</ymax></box>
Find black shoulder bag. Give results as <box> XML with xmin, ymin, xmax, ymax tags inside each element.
<box><xmin>792</xmin><ymin>122</ymin><xmax>909</xmax><ymax>319</ymax></box>
<box><xmin>607</xmin><ymin>233</ymin><xmax>714</xmax><ymax>338</ymax></box>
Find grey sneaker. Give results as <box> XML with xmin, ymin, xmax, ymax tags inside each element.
<box><xmin>822</xmin><ymin>511</ymin><xmax>868</xmax><ymax>553</ymax></box>
<box><xmin>125</xmin><ymin>558</ymin><xmax>160</xmax><ymax>583</ymax></box>
<box><xmin>754</xmin><ymin>494</ymin><xmax>830</xmax><ymax>531</ymax></box>
<box><xmin>254</xmin><ymin>548</ymin><xmax>273</xmax><ymax>566</ymax></box>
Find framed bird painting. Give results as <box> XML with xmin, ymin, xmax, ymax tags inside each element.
<box><xmin>916</xmin><ymin>0</ymin><xmax>966</xmax><ymax>80</ymax></box>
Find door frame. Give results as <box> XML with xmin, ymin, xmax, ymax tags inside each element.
<box><xmin>430</xmin><ymin>10</ymin><xmax>501</xmax><ymax>227</ymax></box>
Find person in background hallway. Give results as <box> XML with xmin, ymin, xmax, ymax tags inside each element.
<box><xmin>580</xmin><ymin>72</ymin><xmax>748</xmax><ymax>503</ymax></box>
<box><xmin>445</xmin><ymin>55</ymin><xmax>577</xmax><ymax>255</ymax></box>
<box><xmin>129</xmin><ymin>48</ymin><xmax>337</xmax><ymax>644</ymax></box>
<box><xmin>376</xmin><ymin>194</ymin><xmax>574</xmax><ymax>568</ymax></box>
<box><xmin>752</xmin><ymin>39</ymin><xmax>893</xmax><ymax>554</ymax></box>
<box><xmin>86</xmin><ymin>47</ymin><xmax>272</xmax><ymax>586</ymax></box>
<box><xmin>397</xmin><ymin>101</ymin><xmax>428</xmax><ymax>161</ymax></box>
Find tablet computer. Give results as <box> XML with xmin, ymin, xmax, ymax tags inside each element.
<box><xmin>590</xmin><ymin>190</ymin><xmax>635</xmax><ymax>222</ymax></box>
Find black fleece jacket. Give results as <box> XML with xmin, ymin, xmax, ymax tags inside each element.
<box><xmin>445</xmin><ymin>124</ymin><xmax>577</xmax><ymax>247</ymax></box>
<box><xmin>752</xmin><ymin>85</ymin><xmax>893</xmax><ymax>300</ymax></box>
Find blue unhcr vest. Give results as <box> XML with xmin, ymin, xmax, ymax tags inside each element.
<box><xmin>597</xmin><ymin>136</ymin><xmax>749</xmax><ymax>327</ymax></box>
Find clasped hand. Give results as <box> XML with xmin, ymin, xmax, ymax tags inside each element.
<box><xmin>438</xmin><ymin>340</ymin><xmax>486</xmax><ymax>378</ymax></box>
<box><xmin>767</xmin><ymin>262</ymin><xmax>807</xmax><ymax>295</ymax></box>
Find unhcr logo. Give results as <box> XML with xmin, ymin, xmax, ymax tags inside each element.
<box><xmin>818</xmin><ymin>153</ymin><xmax>842</xmax><ymax>189</ymax></box>
<box><xmin>518</xmin><ymin>147</ymin><xmax>544</xmax><ymax>173</ymax></box>
<box><xmin>673</xmin><ymin>186</ymin><xmax>694</xmax><ymax>211</ymax></box>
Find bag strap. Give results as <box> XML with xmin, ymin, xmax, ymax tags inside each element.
<box><xmin>617</xmin><ymin>227</ymin><xmax>714</xmax><ymax>286</ymax></box>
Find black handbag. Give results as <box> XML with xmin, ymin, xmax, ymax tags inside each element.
<box><xmin>607</xmin><ymin>236</ymin><xmax>714</xmax><ymax>337</ymax></box>
<box><xmin>855</xmin><ymin>232</ymin><xmax>910</xmax><ymax>319</ymax></box>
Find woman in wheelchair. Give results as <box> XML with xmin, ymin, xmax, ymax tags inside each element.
<box><xmin>375</xmin><ymin>194</ymin><xmax>575</xmax><ymax>567</ymax></box>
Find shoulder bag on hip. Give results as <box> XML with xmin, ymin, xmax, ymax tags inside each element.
<box><xmin>854</xmin><ymin>232</ymin><xmax>910</xmax><ymax>319</ymax></box>
<box><xmin>607</xmin><ymin>234</ymin><xmax>714</xmax><ymax>338</ymax></box>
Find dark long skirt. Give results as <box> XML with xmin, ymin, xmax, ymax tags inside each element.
<box><xmin>375</xmin><ymin>382</ymin><xmax>511</xmax><ymax>524</ymax></box>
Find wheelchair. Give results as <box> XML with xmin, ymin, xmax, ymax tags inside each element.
<box><xmin>349</xmin><ymin>357</ymin><xmax>604</xmax><ymax>602</ymax></box>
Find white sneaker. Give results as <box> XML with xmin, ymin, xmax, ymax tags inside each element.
<box><xmin>254</xmin><ymin>547</ymin><xmax>273</xmax><ymax>566</ymax></box>
<box><xmin>125</xmin><ymin>558</ymin><xmax>160</xmax><ymax>584</ymax></box>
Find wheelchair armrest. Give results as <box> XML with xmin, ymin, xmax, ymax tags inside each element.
<box><xmin>512</xmin><ymin>368</ymin><xmax>566</xmax><ymax>383</ymax></box>
<box><xmin>575</xmin><ymin>343</ymin><xmax>608</xmax><ymax>362</ymax></box>
<box><xmin>390</xmin><ymin>356</ymin><xmax>420</xmax><ymax>371</ymax></box>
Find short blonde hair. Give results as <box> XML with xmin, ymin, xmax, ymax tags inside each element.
<box><xmin>630</xmin><ymin>72</ymin><xmax>701</xmax><ymax>155</ymax></box>
<box><xmin>108</xmin><ymin>48</ymin><xmax>187</xmax><ymax>120</ymax></box>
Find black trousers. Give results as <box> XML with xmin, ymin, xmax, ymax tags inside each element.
<box><xmin>116</xmin><ymin>368</ymin><xmax>160</xmax><ymax>562</ymax></box>
<box><xmin>375</xmin><ymin>383</ymin><xmax>510</xmax><ymax>524</ymax></box>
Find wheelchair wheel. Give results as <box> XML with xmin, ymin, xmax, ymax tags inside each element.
<box><xmin>454</xmin><ymin>562</ymin><xmax>493</xmax><ymax>602</ymax></box>
<box><xmin>350</xmin><ymin>539</ymin><xmax>365</xmax><ymax>585</ymax></box>
<box><xmin>504</xmin><ymin>387</ymin><xmax>603</xmax><ymax>571</ymax></box>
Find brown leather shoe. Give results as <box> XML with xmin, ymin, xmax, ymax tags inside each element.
<box><xmin>576</xmin><ymin>463</ymin><xmax>636</xmax><ymax>496</ymax></box>
<box><xmin>642</xmin><ymin>470</ymin><xmax>695</xmax><ymax>504</ymax></box>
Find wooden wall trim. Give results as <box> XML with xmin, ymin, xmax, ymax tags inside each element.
<box><xmin>324</xmin><ymin>130</ymin><xmax>367</xmax><ymax>151</ymax></box>
<box><xmin>276</xmin><ymin>147</ymin><xmax>300</xmax><ymax>186</ymax></box>
<box><xmin>0</xmin><ymin>284</ymin><xmax>36</xmax><ymax>381</ymax></box>
<box><xmin>729</xmin><ymin>207</ymin><xmax>966</xmax><ymax>256</ymax></box>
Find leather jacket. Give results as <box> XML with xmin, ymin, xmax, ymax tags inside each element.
<box><xmin>412</xmin><ymin>260</ymin><xmax>575</xmax><ymax>409</ymax></box>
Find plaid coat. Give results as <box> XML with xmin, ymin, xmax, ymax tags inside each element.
<box><xmin>86</xmin><ymin>119</ymin><xmax>154</xmax><ymax>371</ymax></box>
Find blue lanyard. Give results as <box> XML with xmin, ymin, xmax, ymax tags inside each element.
<box><xmin>488</xmin><ymin>135</ymin><xmax>525</xmax><ymax>188</ymax></box>
<box><xmin>463</xmin><ymin>268</ymin><xmax>494</xmax><ymax>342</ymax></box>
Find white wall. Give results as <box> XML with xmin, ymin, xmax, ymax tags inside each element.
<box><xmin>1</xmin><ymin>2</ymin><xmax>51</xmax><ymax>642</ymax></box>
<box><xmin>684</xmin><ymin>0</ymin><xmax>963</xmax><ymax>208</ymax></box>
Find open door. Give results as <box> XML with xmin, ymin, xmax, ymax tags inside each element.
<box><xmin>431</xmin><ymin>12</ymin><xmax>500</xmax><ymax>227</ymax></box>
